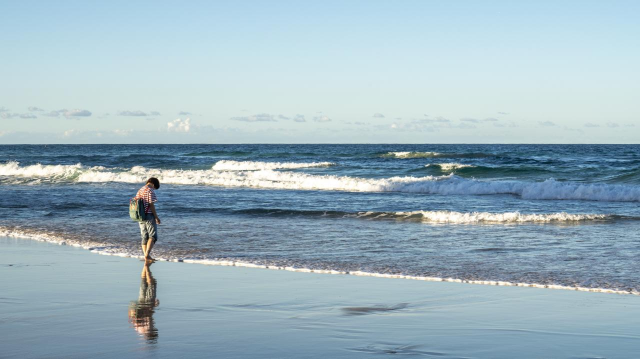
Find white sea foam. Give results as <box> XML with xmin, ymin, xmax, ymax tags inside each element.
<box><xmin>359</xmin><ymin>210</ymin><xmax>610</xmax><ymax>223</ymax></box>
<box><xmin>0</xmin><ymin>226</ymin><xmax>90</xmax><ymax>249</ymax></box>
<box><xmin>2</xmin><ymin>228</ymin><xmax>637</xmax><ymax>296</ymax></box>
<box><xmin>426</xmin><ymin>163</ymin><xmax>475</xmax><ymax>171</ymax></box>
<box><xmin>211</xmin><ymin>160</ymin><xmax>334</xmax><ymax>171</ymax></box>
<box><xmin>384</xmin><ymin>151</ymin><xmax>441</xmax><ymax>158</ymax></box>
<box><xmin>0</xmin><ymin>161</ymin><xmax>85</xmax><ymax>178</ymax></box>
<box><xmin>2</xmin><ymin>162</ymin><xmax>640</xmax><ymax>202</ymax></box>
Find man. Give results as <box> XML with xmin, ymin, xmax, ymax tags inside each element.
<box><xmin>136</xmin><ymin>177</ymin><xmax>161</xmax><ymax>262</ymax></box>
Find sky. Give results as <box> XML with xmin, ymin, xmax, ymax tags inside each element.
<box><xmin>1</xmin><ymin>0</ymin><xmax>638</xmax><ymax>144</ymax></box>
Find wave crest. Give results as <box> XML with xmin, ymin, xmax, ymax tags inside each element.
<box><xmin>383</xmin><ymin>151</ymin><xmax>441</xmax><ymax>158</ymax></box>
<box><xmin>193</xmin><ymin>207</ymin><xmax>616</xmax><ymax>224</ymax></box>
<box><xmin>359</xmin><ymin>210</ymin><xmax>610</xmax><ymax>223</ymax></box>
<box><xmin>425</xmin><ymin>163</ymin><xmax>476</xmax><ymax>171</ymax></box>
<box><xmin>0</xmin><ymin>161</ymin><xmax>103</xmax><ymax>180</ymax></box>
<box><xmin>2</xmin><ymin>162</ymin><xmax>640</xmax><ymax>202</ymax></box>
<box><xmin>232</xmin><ymin>208</ymin><xmax>617</xmax><ymax>224</ymax></box>
<box><xmin>383</xmin><ymin>151</ymin><xmax>494</xmax><ymax>159</ymax></box>
<box><xmin>211</xmin><ymin>160</ymin><xmax>334</xmax><ymax>171</ymax></box>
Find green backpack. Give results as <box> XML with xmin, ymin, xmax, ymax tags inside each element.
<box><xmin>129</xmin><ymin>197</ymin><xmax>145</xmax><ymax>222</ymax></box>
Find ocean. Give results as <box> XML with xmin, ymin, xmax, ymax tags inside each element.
<box><xmin>1</xmin><ymin>144</ymin><xmax>639</xmax><ymax>294</ymax></box>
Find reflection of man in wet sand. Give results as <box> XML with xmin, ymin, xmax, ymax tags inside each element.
<box><xmin>128</xmin><ymin>262</ymin><xmax>159</xmax><ymax>342</ymax></box>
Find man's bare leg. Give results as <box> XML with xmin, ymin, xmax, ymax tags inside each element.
<box><xmin>144</xmin><ymin>240</ymin><xmax>155</xmax><ymax>261</ymax></box>
<box><xmin>141</xmin><ymin>243</ymin><xmax>147</xmax><ymax>259</ymax></box>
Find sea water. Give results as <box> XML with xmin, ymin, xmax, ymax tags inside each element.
<box><xmin>1</xmin><ymin>144</ymin><xmax>639</xmax><ymax>293</ymax></box>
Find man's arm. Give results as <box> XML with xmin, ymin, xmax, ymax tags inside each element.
<box><xmin>148</xmin><ymin>203</ymin><xmax>161</xmax><ymax>224</ymax></box>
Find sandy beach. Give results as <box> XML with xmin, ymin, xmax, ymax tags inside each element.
<box><xmin>1</xmin><ymin>236</ymin><xmax>639</xmax><ymax>359</ymax></box>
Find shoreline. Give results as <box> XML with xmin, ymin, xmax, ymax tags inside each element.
<box><xmin>2</xmin><ymin>227</ymin><xmax>638</xmax><ymax>297</ymax></box>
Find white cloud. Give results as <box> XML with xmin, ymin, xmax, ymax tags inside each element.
<box><xmin>1</xmin><ymin>112</ymin><xmax>37</xmax><ymax>119</ymax></box>
<box><xmin>64</xmin><ymin>109</ymin><xmax>92</xmax><ymax>118</ymax></box>
<box><xmin>0</xmin><ymin>107</ymin><xmax>9</xmax><ymax>112</ymax></box>
<box><xmin>584</xmin><ymin>122</ymin><xmax>600</xmax><ymax>128</ymax></box>
<box><xmin>539</xmin><ymin>121</ymin><xmax>556</xmax><ymax>127</ymax></box>
<box><xmin>118</xmin><ymin>110</ymin><xmax>149</xmax><ymax>116</ymax></box>
<box><xmin>373</xmin><ymin>113</ymin><xmax>385</xmax><ymax>118</ymax></box>
<box><xmin>461</xmin><ymin>117</ymin><xmax>498</xmax><ymax>123</ymax></box>
<box><xmin>118</xmin><ymin>110</ymin><xmax>160</xmax><ymax>117</ymax></box>
<box><xmin>498</xmin><ymin>112</ymin><xmax>509</xmax><ymax>115</ymax></box>
<box><xmin>177</xmin><ymin>111</ymin><xmax>191</xmax><ymax>116</ymax></box>
<box><xmin>414</xmin><ymin>117</ymin><xmax>451</xmax><ymax>125</ymax></box>
<box><xmin>293</xmin><ymin>114</ymin><xmax>306</xmax><ymax>123</ymax></box>
<box><xmin>607</xmin><ymin>122</ymin><xmax>620</xmax><ymax>128</ymax></box>
<box><xmin>231</xmin><ymin>113</ymin><xmax>277</xmax><ymax>122</ymax></box>
<box><xmin>278</xmin><ymin>114</ymin><xmax>289</xmax><ymax>120</ymax></box>
<box><xmin>168</xmin><ymin>118</ymin><xmax>191</xmax><ymax>132</ymax></box>
<box><xmin>313</xmin><ymin>115</ymin><xmax>332</xmax><ymax>122</ymax></box>
<box><xmin>42</xmin><ymin>110</ymin><xmax>61</xmax><ymax>117</ymax></box>
<box><xmin>63</xmin><ymin>129</ymin><xmax>77</xmax><ymax>137</ymax></box>
<box><xmin>28</xmin><ymin>106</ymin><xmax>44</xmax><ymax>112</ymax></box>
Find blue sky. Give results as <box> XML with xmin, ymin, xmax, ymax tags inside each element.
<box><xmin>1</xmin><ymin>0</ymin><xmax>638</xmax><ymax>144</ymax></box>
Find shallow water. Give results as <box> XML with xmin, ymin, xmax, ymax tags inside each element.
<box><xmin>1</xmin><ymin>144</ymin><xmax>640</xmax><ymax>293</ymax></box>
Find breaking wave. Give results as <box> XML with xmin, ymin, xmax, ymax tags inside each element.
<box><xmin>211</xmin><ymin>160</ymin><xmax>335</xmax><ymax>171</ymax></box>
<box><xmin>0</xmin><ymin>161</ymin><xmax>103</xmax><ymax>181</ymax></box>
<box><xmin>355</xmin><ymin>210</ymin><xmax>614</xmax><ymax>223</ymax></box>
<box><xmin>425</xmin><ymin>163</ymin><xmax>476</xmax><ymax>171</ymax></box>
<box><xmin>172</xmin><ymin>207</ymin><xmax>621</xmax><ymax>224</ymax></box>
<box><xmin>184</xmin><ymin>150</ymin><xmax>253</xmax><ymax>157</ymax></box>
<box><xmin>236</xmin><ymin>208</ymin><xmax>619</xmax><ymax>224</ymax></box>
<box><xmin>383</xmin><ymin>151</ymin><xmax>494</xmax><ymax>159</ymax></box>
<box><xmin>2</xmin><ymin>161</ymin><xmax>640</xmax><ymax>202</ymax></box>
<box><xmin>383</xmin><ymin>151</ymin><xmax>441</xmax><ymax>158</ymax></box>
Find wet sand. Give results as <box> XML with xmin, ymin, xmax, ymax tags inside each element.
<box><xmin>1</xmin><ymin>236</ymin><xmax>639</xmax><ymax>358</ymax></box>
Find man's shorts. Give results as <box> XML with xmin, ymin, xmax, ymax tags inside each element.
<box><xmin>139</xmin><ymin>213</ymin><xmax>158</xmax><ymax>245</ymax></box>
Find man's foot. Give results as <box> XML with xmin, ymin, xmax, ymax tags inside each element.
<box><xmin>145</xmin><ymin>256</ymin><xmax>155</xmax><ymax>263</ymax></box>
